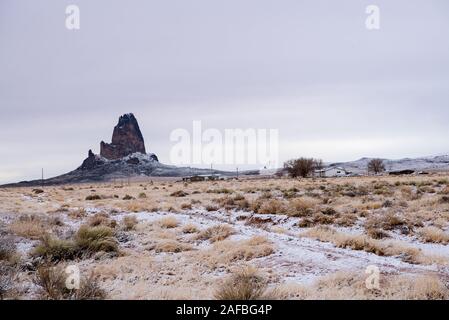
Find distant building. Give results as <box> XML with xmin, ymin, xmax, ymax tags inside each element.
<box><xmin>259</xmin><ymin>168</ymin><xmax>279</xmax><ymax>176</ymax></box>
<box><xmin>315</xmin><ymin>167</ymin><xmax>352</xmax><ymax>177</ymax></box>
<box><xmin>389</xmin><ymin>169</ymin><xmax>415</xmax><ymax>176</ymax></box>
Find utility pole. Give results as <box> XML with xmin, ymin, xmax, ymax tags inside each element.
<box><xmin>41</xmin><ymin>168</ymin><xmax>44</xmax><ymax>188</ymax></box>
<box><xmin>236</xmin><ymin>167</ymin><xmax>239</xmax><ymax>179</ymax></box>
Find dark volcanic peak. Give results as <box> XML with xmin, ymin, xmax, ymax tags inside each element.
<box><xmin>100</xmin><ymin>113</ymin><xmax>146</xmax><ymax>160</ymax></box>
<box><xmin>0</xmin><ymin>113</ymin><xmax>244</xmax><ymax>187</ymax></box>
<box><xmin>116</xmin><ymin>113</ymin><xmax>145</xmax><ymax>142</ymax></box>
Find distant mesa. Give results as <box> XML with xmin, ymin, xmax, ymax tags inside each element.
<box><xmin>1</xmin><ymin>113</ymin><xmax>235</xmax><ymax>187</ymax></box>
<box><xmin>100</xmin><ymin>113</ymin><xmax>147</xmax><ymax>160</ymax></box>
<box><xmin>81</xmin><ymin>113</ymin><xmax>158</xmax><ymax>170</ymax></box>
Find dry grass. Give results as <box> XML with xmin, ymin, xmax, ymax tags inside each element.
<box><xmin>33</xmin><ymin>235</ymin><xmax>80</xmax><ymax>262</ymax></box>
<box><xmin>122</xmin><ymin>215</ymin><xmax>138</xmax><ymax>231</ymax></box>
<box><xmin>138</xmin><ymin>192</ymin><xmax>147</xmax><ymax>199</ymax></box>
<box><xmin>153</xmin><ymin>239</ymin><xmax>193</xmax><ymax>253</ymax></box>
<box><xmin>170</xmin><ymin>190</ymin><xmax>189</xmax><ymax>197</ymax></box>
<box><xmin>182</xmin><ymin>223</ymin><xmax>199</xmax><ymax>234</ymax></box>
<box><xmin>87</xmin><ymin>212</ymin><xmax>117</xmax><ymax>228</ymax></box>
<box><xmin>68</xmin><ymin>208</ymin><xmax>87</xmax><ymax>219</ymax></box>
<box><xmin>75</xmin><ymin>225</ymin><xmax>118</xmax><ymax>255</ymax></box>
<box><xmin>382</xmin><ymin>213</ymin><xmax>408</xmax><ymax>231</ymax></box>
<box><xmin>301</xmin><ymin>226</ymin><xmax>446</xmax><ymax>265</ymax></box>
<box><xmin>275</xmin><ymin>271</ymin><xmax>449</xmax><ymax>300</ymax></box>
<box><xmin>0</xmin><ymin>264</ymin><xmax>17</xmax><ymax>299</ymax></box>
<box><xmin>35</xmin><ymin>264</ymin><xmax>106</xmax><ymax>300</ymax></box>
<box><xmin>196</xmin><ymin>224</ymin><xmax>235</xmax><ymax>243</ymax></box>
<box><xmin>334</xmin><ymin>213</ymin><xmax>358</xmax><ymax>227</ymax></box>
<box><xmin>214</xmin><ymin>194</ymin><xmax>250</xmax><ymax>211</ymax></box>
<box><xmin>287</xmin><ymin>198</ymin><xmax>317</xmax><ymax>217</ymax></box>
<box><xmin>124</xmin><ymin>201</ymin><xmax>150</xmax><ymax>212</ymax></box>
<box><xmin>34</xmin><ymin>225</ymin><xmax>118</xmax><ymax>262</ymax></box>
<box><xmin>204</xmin><ymin>236</ymin><xmax>275</xmax><ymax>267</ymax></box>
<box><xmin>215</xmin><ymin>267</ymin><xmax>268</xmax><ymax>300</ymax></box>
<box><xmin>366</xmin><ymin>227</ymin><xmax>389</xmax><ymax>240</ymax></box>
<box><xmin>296</xmin><ymin>211</ymin><xmax>336</xmax><ymax>227</ymax></box>
<box><xmin>207</xmin><ymin>188</ymin><xmax>234</xmax><ymax>194</ymax></box>
<box><xmin>214</xmin><ymin>265</ymin><xmax>447</xmax><ymax>301</ymax></box>
<box><xmin>440</xmin><ymin>186</ymin><xmax>449</xmax><ymax>194</ymax></box>
<box><xmin>364</xmin><ymin>213</ymin><xmax>414</xmax><ymax>235</ymax></box>
<box><xmin>205</xmin><ymin>204</ymin><xmax>219</xmax><ymax>211</ymax></box>
<box><xmin>256</xmin><ymin>199</ymin><xmax>287</xmax><ymax>215</ymax></box>
<box><xmin>157</xmin><ymin>216</ymin><xmax>179</xmax><ymax>229</ymax></box>
<box><xmin>9</xmin><ymin>215</ymin><xmax>46</xmax><ymax>240</ymax></box>
<box><xmin>0</xmin><ymin>235</ymin><xmax>18</xmax><ymax>264</ymax></box>
<box><xmin>419</xmin><ymin>226</ymin><xmax>449</xmax><ymax>244</ymax></box>
<box><xmin>180</xmin><ymin>203</ymin><xmax>192</xmax><ymax>210</ymax></box>
<box><xmin>3</xmin><ymin>174</ymin><xmax>449</xmax><ymax>299</ymax></box>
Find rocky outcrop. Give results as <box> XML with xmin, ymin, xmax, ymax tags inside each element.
<box><xmin>126</xmin><ymin>157</ymin><xmax>140</xmax><ymax>165</ymax></box>
<box><xmin>79</xmin><ymin>113</ymin><xmax>155</xmax><ymax>171</ymax></box>
<box><xmin>80</xmin><ymin>150</ymin><xmax>105</xmax><ymax>170</ymax></box>
<box><xmin>100</xmin><ymin>113</ymin><xmax>146</xmax><ymax>160</ymax></box>
<box><xmin>0</xmin><ymin>113</ymin><xmax>242</xmax><ymax>187</ymax></box>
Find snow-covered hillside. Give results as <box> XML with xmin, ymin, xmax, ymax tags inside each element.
<box><xmin>328</xmin><ymin>155</ymin><xmax>449</xmax><ymax>174</ymax></box>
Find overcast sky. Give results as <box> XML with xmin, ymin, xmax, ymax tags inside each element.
<box><xmin>1</xmin><ymin>0</ymin><xmax>449</xmax><ymax>183</ymax></box>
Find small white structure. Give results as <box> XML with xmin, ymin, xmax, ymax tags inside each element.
<box><xmin>259</xmin><ymin>168</ymin><xmax>279</xmax><ymax>176</ymax></box>
<box><xmin>315</xmin><ymin>167</ymin><xmax>351</xmax><ymax>177</ymax></box>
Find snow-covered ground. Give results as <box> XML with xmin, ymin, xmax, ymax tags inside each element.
<box><xmin>110</xmin><ymin>208</ymin><xmax>449</xmax><ymax>285</ymax></box>
<box><xmin>2</xmin><ymin>173</ymin><xmax>449</xmax><ymax>299</ymax></box>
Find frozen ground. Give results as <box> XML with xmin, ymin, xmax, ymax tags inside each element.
<box><xmin>1</xmin><ymin>174</ymin><xmax>449</xmax><ymax>299</ymax></box>
<box><xmin>117</xmin><ymin>208</ymin><xmax>449</xmax><ymax>284</ymax></box>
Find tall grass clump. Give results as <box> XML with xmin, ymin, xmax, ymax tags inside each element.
<box><xmin>215</xmin><ymin>267</ymin><xmax>268</xmax><ymax>300</ymax></box>
<box><xmin>35</xmin><ymin>264</ymin><xmax>106</xmax><ymax>300</ymax></box>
